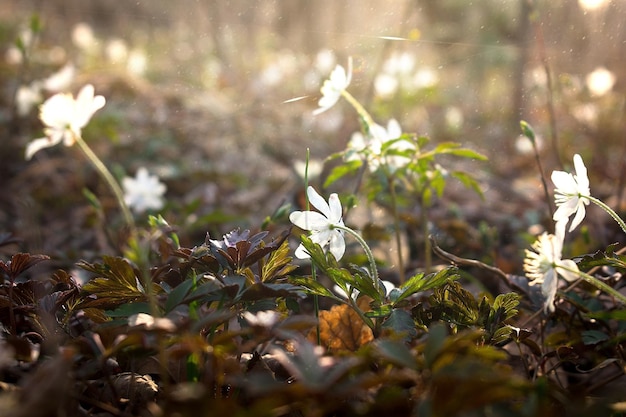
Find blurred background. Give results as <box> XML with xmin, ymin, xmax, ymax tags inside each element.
<box><xmin>1</xmin><ymin>0</ymin><xmax>625</xmax><ymax>271</ymax></box>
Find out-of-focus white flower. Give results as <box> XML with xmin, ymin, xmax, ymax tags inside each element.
<box><xmin>514</xmin><ymin>133</ymin><xmax>544</xmax><ymax>155</ymax></box>
<box><xmin>313</xmin><ymin>59</ymin><xmax>352</xmax><ymax>115</ymax></box>
<box><xmin>293</xmin><ymin>159</ymin><xmax>323</xmax><ymax>180</ymax></box>
<box><xmin>25</xmin><ymin>84</ymin><xmax>106</xmax><ymax>160</ymax></box>
<box><xmin>383</xmin><ymin>52</ymin><xmax>416</xmax><ymax>76</ymax></box>
<box><xmin>412</xmin><ymin>67</ymin><xmax>439</xmax><ymax>89</ymax></box>
<box><xmin>551</xmin><ymin>154</ymin><xmax>590</xmax><ymax>232</ymax></box>
<box><xmin>127</xmin><ymin>49</ymin><xmax>148</xmax><ymax>76</ymax></box>
<box><xmin>122</xmin><ymin>168</ymin><xmax>167</xmax><ymax>214</ymax></box>
<box><xmin>106</xmin><ymin>38</ymin><xmax>128</xmax><ymax>64</ymax></box>
<box><xmin>43</xmin><ymin>64</ymin><xmax>75</xmax><ymax>92</ymax></box>
<box><xmin>572</xmin><ymin>103</ymin><xmax>599</xmax><ymax>125</ymax></box>
<box><xmin>314</xmin><ymin>49</ymin><xmax>336</xmax><ymax>74</ymax></box>
<box><xmin>128</xmin><ymin>313</ymin><xmax>176</xmax><ymax>332</ymax></box>
<box><xmin>445</xmin><ymin>106</ymin><xmax>464</xmax><ymax>131</ymax></box>
<box><xmin>72</xmin><ymin>23</ymin><xmax>96</xmax><ymax>50</ymax></box>
<box><xmin>578</xmin><ymin>0</ymin><xmax>609</xmax><ymax>11</ymax></box>
<box><xmin>586</xmin><ymin>67</ymin><xmax>615</xmax><ymax>96</ymax></box>
<box><xmin>243</xmin><ymin>310</ymin><xmax>281</xmax><ymax>328</ymax></box>
<box><xmin>374</xmin><ymin>73</ymin><xmax>399</xmax><ymax>98</ymax></box>
<box><xmin>16</xmin><ymin>82</ymin><xmax>42</xmax><ymax>116</ymax></box>
<box><xmin>524</xmin><ymin>232</ymin><xmax>579</xmax><ymax>313</ymax></box>
<box><xmin>289</xmin><ymin>186</ymin><xmax>346</xmax><ymax>261</ymax></box>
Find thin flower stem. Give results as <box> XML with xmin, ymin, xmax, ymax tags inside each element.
<box><xmin>333</xmin><ymin>224</ymin><xmax>380</xmax><ymax>292</ymax></box>
<box><xmin>305</xmin><ymin>148</ymin><xmax>321</xmax><ymax>345</ymax></box>
<box><xmin>341</xmin><ymin>90</ymin><xmax>376</xmax><ymax>130</ymax></box>
<box><xmin>586</xmin><ymin>195</ymin><xmax>626</xmax><ymax>235</ymax></box>
<box><xmin>559</xmin><ymin>264</ymin><xmax>626</xmax><ymax>306</ymax></box>
<box><xmin>347</xmin><ymin>297</ymin><xmax>376</xmax><ymax>330</ymax></box>
<box><xmin>72</xmin><ymin>132</ymin><xmax>135</xmax><ymax>230</ymax></box>
<box><xmin>387</xmin><ymin>174</ymin><xmax>406</xmax><ymax>282</ymax></box>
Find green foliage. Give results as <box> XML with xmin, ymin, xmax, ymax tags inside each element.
<box><xmin>414</xmin><ymin>281</ymin><xmax>520</xmax><ymax>345</ymax></box>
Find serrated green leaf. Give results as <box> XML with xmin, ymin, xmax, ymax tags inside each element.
<box><xmin>79</xmin><ymin>256</ymin><xmax>148</xmax><ymax>308</ymax></box>
<box><xmin>395</xmin><ymin>268</ymin><xmax>459</xmax><ymax>306</ymax></box>
<box><xmin>491</xmin><ymin>292</ymin><xmax>520</xmax><ymax>322</ymax></box>
<box><xmin>290</xmin><ymin>276</ymin><xmax>342</xmax><ymax>301</ymax></box>
<box><xmin>261</xmin><ymin>240</ymin><xmax>296</xmax><ymax>282</ymax></box>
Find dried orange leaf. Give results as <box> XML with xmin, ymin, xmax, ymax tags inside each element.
<box><xmin>312</xmin><ymin>301</ymin><xmax>374</xmax><ymax>352</ymax></box>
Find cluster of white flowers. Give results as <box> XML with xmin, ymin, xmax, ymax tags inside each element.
<box><xmin>346</xmin><ymin>118</ymin><xmax>414</xmax><ymax>173</ymax></box>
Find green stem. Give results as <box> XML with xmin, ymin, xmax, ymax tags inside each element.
<box><xmin>333</xmin><ymin>224</ymin><xmax>380</xmax><ymax>292</ymax></box>
<box><xmin>347</xmin><ymin>297</ymin><xmax>376</xmax><ymax>331</ymax></box>
<box><xmin>387</xmin><ymin>174</ymin><xmax>406</xmax><ymax>283</ymax></box>
<box><xmin>305</xmin><ymin>148</ymin><xmax>321</xmax><ymax>345</ymax></box>
<box><xmin>586</xmin><ymin>195</ymin><xmax>626</xmax><ymax>235</ymax></box>
<box><xmin>72</xmin><ymin>133</ymin><xmax>135</xmax><ymax>230</ymax></box>
<box><xmin>559</xmin><ymin>264</ymin><xmax>626</xmax><ymax>306</ymax></box>
<box><xmin>341</xmin><ymin>90</ymin><xmax>376</xmax><ymax>131</ymax></box>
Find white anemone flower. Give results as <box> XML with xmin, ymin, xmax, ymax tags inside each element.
<box><xmin>524</xmin><ymin>232</ymin><xmax>579</xmax><ymax>313</ymax></box>
<box><xmin>347</xmin><ymin>118</ymin><xmax>412</xmax><ymax>172</ymax></box>
<box><xmin>313</xmin><ymin>58</ymin><xmax>352</xmax><ymax>115</ymax></box>
<box><xmin>551</xmin><ymin>154</ymin><xmax>590</xmax><ymax>232</ymax></box>
<box><xmin>122</xmin><ymin>167</ymin><xmax>167</xmax><ymax>214</ymax></box>
<box><xmin>289</xmin><ymin>186</ymin><xmax>346</xmax><ymax>261</ymax></box>
<box><xmin>25</xmin><ymin>84</ymin><xmax>105</xmax><ymax>160</ymax></box>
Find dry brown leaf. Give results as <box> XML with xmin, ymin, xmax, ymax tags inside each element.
<box><xmin>311</xmin><ymin>299</ymin><xmax>374</xmax><ymax>352</ymax></box>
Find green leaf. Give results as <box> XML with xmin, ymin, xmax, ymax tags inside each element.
<box><xmin>79</xmin><ymin>256</ymin><xmax>148</xmax><ymax>309</ymax></box>
<box><xmin>324</xmin><ymin>159</ymin><xmax>363</xmax><ymax>188</ymax></box>
<box><xmin>82</xmin><ymin>188</ymin><xmax>102</xmax><ymax>210</ymax></box>
<box><xmin>106</xmin><ymin>302</ymin><xmax>152</xmax><ymax>318</ymax></box>
<box><xmin>394</xmin><ymin>268</ymin><xmax>459</xmax><ymax>306</ymax></box>
<box><xmin>374</xmin><ymin>339</ymin><xmax>417</xmax><ymax>369</ymax></box>
<box><xmin>290</xmin><ymin>276</ymin><xmax>342</xmax><ymax>301</ymax></box>
<box><xmin>261</xmin><ymin>240</ymin><xmax>297</xmax><ymax>282</ymax></box>
<box><xmin>365</xmin><ymin>304</ymin><xmax>393</xmax><ymax>319</ymax></box>
<box><xmin>431</xmin><ymin>142</ymin><xmax>488</xmax><ymax>160</ymax></box>
<box><xmin>581</xmin><ymin>330</ymin><xmax>610</xmax><ymax>345</ymax></box>
<box><xmin>164</xmin><ymin>278</ymin><xmax>196</xmax><ymax>313</ymax></box>
<box><xmin>451</xmin><ymin>171</ymin><xmax>484</xmax><ymax>199</ymax></box>
<box><xmin>239</xmin><ymin>282</ymin><xmax>305</xmax><ymax>302</ymax></box>
<box><xmin>381</xmin><ymin>309</ymin><xmax>417</xmax><ymax>339</ymax></box>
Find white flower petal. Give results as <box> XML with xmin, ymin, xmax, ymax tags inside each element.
<box><xmin>557</xmin><ymin>259</ymin><xmax>580</xmax><ymax>282</ymax></box>
<box><xmin>573</xmin><ymin>154</ymin><xmax>589</xmax><ymax>191</ymax></box>
<box><xmin>289</xmin><ymin>211</ymin><xmax>330</xmax><ymax>231</ymax></box>
<box><xmin>25</xmin><ymin>136</ymin><xmax>60</xmax><ymax>160</ymax></box>
<box><xmin>294</xmin><ymin>244</ymin><xmax>311</xmax><ymax>259</ymax></box>
<box><xmin>306</xmin><ymin>186</ymin><xmax>332</xmax><ymax>219</ymax></box>
<box><xmin>328</xmin><ymin>232</ymin><xmax>346</xmax><ymax>261</ymax></box>
<box><xmin>551</xmin><ymin>171</ymin><xmax>577</xmax><ymax>195</ymax></box>
<box><xmin>568</xmin><ymin>204</ymin><xmax>586</xmax><ymax>232</ymax></box>
<box><xmin>327</xmin><ymin>193</ymin><xmax>343</xmax><ymax>224</ymax></box>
